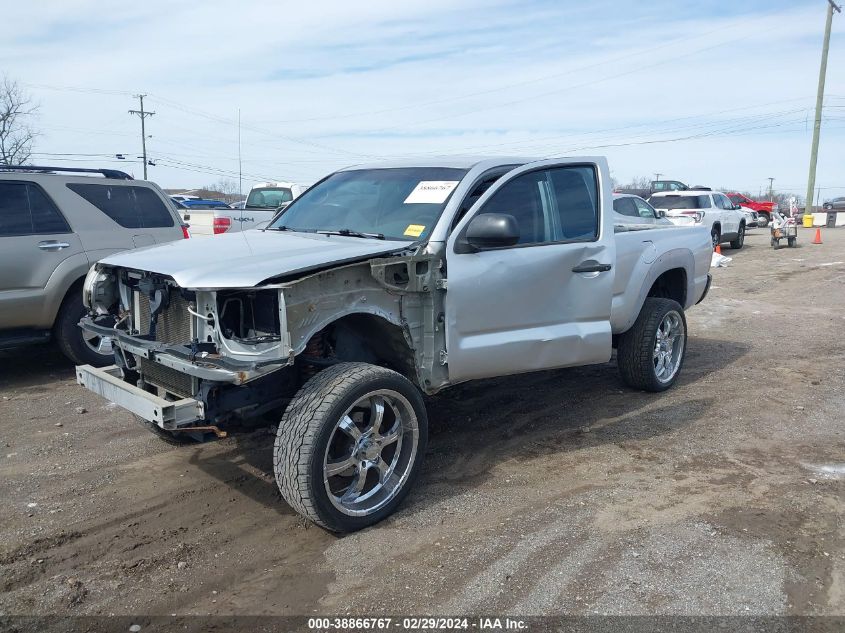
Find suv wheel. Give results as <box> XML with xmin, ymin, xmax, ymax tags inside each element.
<box><xmin>710</xmin><ymin>226</ymin><xmax>721</xmax><ymax>248</ymax></box>
<box><xmin>274</xmin><ymin>362</ymin><xmax>428</xmax><ymax>532</ymax></box>
<box><xmin>729</xmin><ymin>223</ymin><xmax>745</xmax><ymax>249</ymax></box>
<box><xmin>54</xmin><ymin>291</ymin><xmax>113</xmax><ymax>367</ymax></box>
<box><xmin>757</xmin><ymin>214</ymin><xmax>770</xmax><ymax>228</ymax></box>
<box><xmin>617</xmin><ymin>298</ymin><xmax>687</xmax><ymax>392</ymax></box>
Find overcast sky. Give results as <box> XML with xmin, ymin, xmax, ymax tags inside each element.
<box><xmin>2</xmin><ymin>0</ymin><xmax>843</xmax><ymax>200</ymax></box>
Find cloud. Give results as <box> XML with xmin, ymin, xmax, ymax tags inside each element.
<box><xmin>1</xmin><ymin>0</ymin><xmax>842</xmax><ymax>199</ymax></box>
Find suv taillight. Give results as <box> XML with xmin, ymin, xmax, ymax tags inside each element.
<box><xmin>678</xmin><ymin>210</ymin><xmax>704</xmax><ymax>223</ymax></box>
<box><xmin>213</xmin><ymin>216</ymin><xmax>232</xmax><ymax>234</ymax></box>
<box><xmin>181</xmin><ymin>225</ymin><xmax>190</xmax><ymax>239</ymax></box>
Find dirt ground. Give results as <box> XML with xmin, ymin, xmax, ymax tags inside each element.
<box><xmin>1</xmin><ymin>225</ymin><xmax>843</xmax><ymax>618</ymax></box>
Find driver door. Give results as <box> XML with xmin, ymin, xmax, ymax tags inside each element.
<box><xmin>444</xmin><ymin>158</ymin><xmax>615</xmax><ymax>383</ymax></box>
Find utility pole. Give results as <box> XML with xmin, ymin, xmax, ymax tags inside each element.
<box><xmin>129</xmin><ymin>94</ymin><xmax>155</xmax><ymax>179</ymax></box>
<box><xmin>654</xmin><ymin>172</ymin><xmax>662</xmax><ymax>181</ymax></box>
<box><xmin>237</xmin><ymin>108</ymin><xmax>243</xmax><ymax>197</ymax></box>
<box><xmin>768</xmin><ymin>177</ymin><xmax>775</xmax><ymax>202</ymax></box>
<box><xmin>805</xmin><ymin>0</ymin><xmax>841</xmax><ymax>214</ymax></box>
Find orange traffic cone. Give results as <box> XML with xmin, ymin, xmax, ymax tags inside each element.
<box><xmin>714</xmin><ymin>244</ymin><xmax>721</xmax><ymax>255</ymax></box>
<box><xmin>812</xmin><ymin>228</ymin><xmax>822</xmax><ymax>245</ymax></box>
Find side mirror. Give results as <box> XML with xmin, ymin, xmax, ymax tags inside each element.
<box><xmin>656</xmin><ymin>209</ymin><xmax>667</xmax><ymax>218</ymax></box>
<box><xmin>460</xmin><ymin>213</ymin><xmax>520</xmax><ymax>252</ymax></box>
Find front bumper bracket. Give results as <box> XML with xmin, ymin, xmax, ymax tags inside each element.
<box><xmin>76</xmin><ymin>364</ymin><xmax>204</xmax><ymax>429</ymax></box>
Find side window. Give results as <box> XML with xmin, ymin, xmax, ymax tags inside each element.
<box><xmin>0</xmin><ymin>182</ymin><xmax>33</xmax><ymax>236</ymax></box>
<box><xmin>713</xmin><ymin>194</ymin><xmax>729</xmax><ymax>209</ymax></box>
<box><xmin>699</xmin><ymin>195</ymin><xmax>713</xmax><ymax>208</ymax></box>
<box><xmin>633</xmin><ymin>198</ymin><xmax>658</xmax><ymax>219</ymax></box>
<box><xmin>473</xmin><ymin>165</ymin><xmax>598</xmax><ymax>245</ymax></box>
<box><xmin>612</xmin><ymin>197</ymin><xmax>638</xmax><ymax>217</ymax></box>
<box><xmin>28</xmin><ymin>185</ymin><xmax>71</xmax><ymax>234</ymax></box>
<box><xmin>66</xmin><ymin>184</ymin><xmax>174</xmax><ymax>228</ymax></box>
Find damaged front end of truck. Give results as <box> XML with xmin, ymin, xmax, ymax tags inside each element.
<box><xmin>76</xmin><ymin>247</ymin><xmax>449</xmax><ymax>437</ymax></box>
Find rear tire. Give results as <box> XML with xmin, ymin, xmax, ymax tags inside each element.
<box><xmin>54</xmin><ymin>290</ymin><xmax>113</xmax><ymax>367</ymax></box>
<box><xmin>729</xmin><ymin>223</ymin><xmax>745</xmax><ymax>249</ymax></box>
<box><xmin>711</xmin><ymin>226</ymin><xmax>721</xmax><ymax>248</ymax></box>
<box><xmin>617</xmin><ymin>298</ymin><xmax>687</xmax><ymax>392</ymax></box>
<box><xmin>757</xmin><ymin>214</ymin><xmax>770</xmax><ymax>228</ymax></box>
<box><xmin>274</xmin><ymin>362</ymin><xmax>428</xmax><ymax>532</ymax></box>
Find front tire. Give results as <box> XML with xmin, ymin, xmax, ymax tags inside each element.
<box><xmin>274</xmin><ymin>362</ymin><xmax>428</xmax><ymax>532</ymax></box>
<box><xmin>54</xmin><ymin>291</ymin><xmax>113</xmax><ymax>367</ymax></box>
<box><xmin>617</xmin><ymin>298</ymin><xmax>687</xmax><ymax>392</ymax></box>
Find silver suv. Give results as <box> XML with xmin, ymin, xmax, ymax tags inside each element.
<box><xmin>0</xmin><ymin>166</ymin><xmax>187</xmax><ymax>365</ymax></box>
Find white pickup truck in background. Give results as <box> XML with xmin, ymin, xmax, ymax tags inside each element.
<box><xmin>181</xmin><ymin>181</ymin><xmax>309</xmax><ymax>237</ymax></box>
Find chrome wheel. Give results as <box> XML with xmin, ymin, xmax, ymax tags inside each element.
<box><xmin>82</xmin><ymin>330</ymin><xmax>112</xmax><ymax>356</ymax></box>
<box><xmin>653</xmin><ymin>310</ymin><xmax>685</xmax><ymax>384</ymax></box>
<box><xmin>323</xmin><ymin>389</ymin><xmax>419</xmax><ymax>517</ymax></box>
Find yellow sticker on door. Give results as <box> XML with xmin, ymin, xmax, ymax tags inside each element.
<box><xmin>404</xmin><ymin>224</ymin><xmax>425</xmax><ymax>237</ymax></box>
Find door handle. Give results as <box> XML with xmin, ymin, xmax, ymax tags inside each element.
<box><xmin>572</xmin><ymin>262</ymin><xmax>612</xmax><ymax>273</ymax></box>
<box><xmin>38</xmin><ymin>241</ymin><xmax>71</xmax><ymax>251</ymax></box>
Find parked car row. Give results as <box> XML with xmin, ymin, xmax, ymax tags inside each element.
<box><xmin>613</xmin><ymin>188</ymin><xmax>752</xmax><ymax>250</ymax></box>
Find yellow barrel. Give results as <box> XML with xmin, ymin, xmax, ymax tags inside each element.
<box><xmin>803</xmin><ymin>214</ymin><xmax>814</xmax><ymax>228</ymax></box>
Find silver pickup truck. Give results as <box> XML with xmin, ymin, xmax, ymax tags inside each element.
<box><xmin>76</xmin><ymin>156</ymin><xmax>712</xmax><ymax>532</ymax></box>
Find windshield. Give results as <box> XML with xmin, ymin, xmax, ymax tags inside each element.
<box><xmin>268</xmin><ymin>167</ymin><xmax>467</xmax><ymax>240</ymax></box>
<box><xmin>651</xmin><ymin>195</ymin><xmax>710</xmax><ymax>210</ymax></box>
<box><xmin>247</xmin><ymin>187</ymin><xmax>294</xmax><ymax>209</ymax></box>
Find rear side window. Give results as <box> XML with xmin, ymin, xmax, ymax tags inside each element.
<box><xmin>66</xmin><ymin>184</ymin><xmax>174</xmax><ymax>228</ymax></box>
<box><xmin>613</xmin><ymin>197</ymin><xmax>638</xmax><ymax>217</ymax></box>
<box><xmin>652</xmin><ymin>195</ymin><xmax>710</xmax><ymax>210</ymax></box>
<box><xmin>0</xmin><ymin>181</ymin><xmax>70</xmax><ymax>236</ymax></box>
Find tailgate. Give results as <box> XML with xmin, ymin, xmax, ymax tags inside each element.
<box><xmin>181</xmin><ymin>209</ymin><xmax>215</xmax><ymax>237</ymax></box>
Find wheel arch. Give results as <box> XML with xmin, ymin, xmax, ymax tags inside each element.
<box><xmin>296</xmin><ymin>311</ymin><xmax>419</xmax><ymax>387</ymax></box>
<box><xmin>612</xmin><ymin>250</ymin><xmax>696</xmax><ymax>334</ymax></box>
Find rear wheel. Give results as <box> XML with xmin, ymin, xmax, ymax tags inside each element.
<box><xmin>729</xmin><ymin>223</ymin><xmax>745</xmax><ymax>249</ymax></box>
<box><xmin>274</xmin><ymin>362</ymin><xmax>428</xmax><ymax>532</ymax></box>
<box><xmin>617</xmin><ymin>298</ymin><xmax>687</xmax><ymax>392</ymax></box>
<box><xmin>757</xmin><ymin>214</ymin><xmax>770</xmax><ymax>228</ymax></box>
<box><xmin>787</xmin><ymin>237</ymin><xmax>796</xmax><ymax>248</ymax></box>
<box><xmin>711</xmin><ymin>226</ymin><xmax>721</xmax><ymax>248</ymax></box>
<box><xmin>54</xmin><ymin>291</ymin><xmax>113</xmax><ymax>367</ymax></box>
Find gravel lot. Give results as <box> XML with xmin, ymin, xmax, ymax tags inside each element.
<box><xmin>1</xmin><ymin>226</ymin><xmax>843</xmax><ymax>617</ymax></box>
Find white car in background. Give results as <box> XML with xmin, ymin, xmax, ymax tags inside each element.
<box><xmin>737</xmin><ymin>206</ymin><xmax>759</xmax><ymax>228</ymax></box>
<box><xmin>650</xmin><ymin>190</ymin><xmax>746</xmax><ymax>249</ymax></box>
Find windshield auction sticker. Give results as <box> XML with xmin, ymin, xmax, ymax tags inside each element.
<box><xmin>403</xmin><ymin>224</ymin><xmax>425</xmax><ymax>237</ymax></box>
<box><xmin>404</xmin><ymin>181</ymin><xmax>459</xmax><ymax>204</ymax></box>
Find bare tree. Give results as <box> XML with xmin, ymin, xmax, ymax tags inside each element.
<box><xmin>203</xmin><ymin>178</ymin><xmax>240</xmax><ymax>203</ymax></box>
<box><xmin>0</xmin><ymin>77</ymin><xmax>39</xmax><ymax>165</ymax></box>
